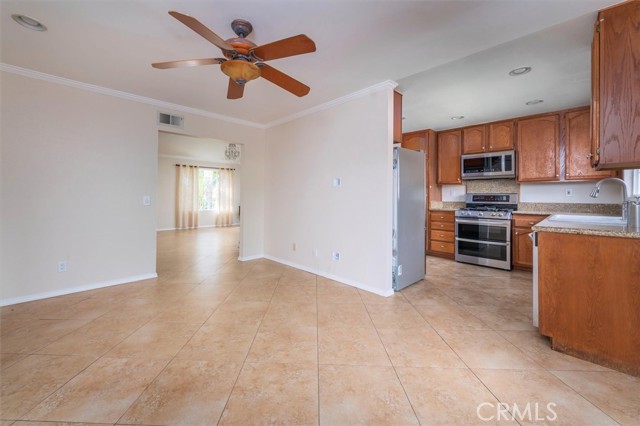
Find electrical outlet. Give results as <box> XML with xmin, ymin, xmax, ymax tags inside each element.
<box><xmin>565</xmin><ymin>188</ymin><xmax>573</xmax><ymax>197</ymax></box>
<box><xmin>142</xmin><ymin>195</ymin><xmax>151</xmax><ymax>205</ymax></box>
<box><xmin>313</xmin><ymin>248</ymin><xmax>318</xmax><ymax>257</ymax></box>
<box><xmin>292</xmin><ymin>243</ymin><xmax>297</xmax><ymax>251</ymax></box>
<box><xmin>57</xmin><ymin>261</ymin><xmax>68</xmax><ymax>273</ymax></box>
<box><xmin>332</xmin><ymin>251</ymin><xmax>340</xmax><ymax>262</ymax></box>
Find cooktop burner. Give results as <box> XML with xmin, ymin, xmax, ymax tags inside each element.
<box><xmin>455</xmin><ymin>193</ymin><xmax>518</xmax><ymax>219</ymax></box>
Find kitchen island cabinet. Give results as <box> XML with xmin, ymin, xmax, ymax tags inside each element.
<box><xmin>591</xmin><ymin>0</ymin><xmax>640</xmax><ymax>169</ymax></box>
<box><xmin>535</xmin><ymin>226</ymin><xmax>640</xmax><ymax>376</ymax></box>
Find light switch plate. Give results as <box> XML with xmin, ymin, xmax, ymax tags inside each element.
<box><xmin>143</xmin><ymin>195</ymin><xmax>151</xmax><ymax>205</ymax></box>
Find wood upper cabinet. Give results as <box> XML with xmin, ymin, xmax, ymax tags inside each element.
<box><xmin>565</xmin><ymin>108</ymin><xmax>617</xmax><ymax>180</ymax></box>
<box><xmin>462</xmin><ymin>125</ymin><xmax>487</xmax><ymax>154</ymax></box>
<box><xmin>393</xmin><ymin>91</ymin><xmax>403</xmax><ymax>144</ymax></box>
<box><xmin>402</xmin><ymin>131</ymin><xmax>426</xmax><ymax>151</ymax></box>
<box><xmin>437</xmin><ymin>130</ymin><xmax>462</xmax><ymax>184</ymax></box>
<box><xmin>516</xmin><ymin>114</ymin><xmax>560</xmax><ymax>182</ymax></box>
<box><xmin>462</xmin><ymin>123</ymin><xmax>513</xmax><ymax>154</ymax></box>
<box><xmin>488</xmin><ymin>120</ymin><xmax>515</xmax><ymax>151</ymax></box>
<box><xmin>591</xmin><ymin>0</ymin><xmax>640</xmax><ymax>169</ymax></box>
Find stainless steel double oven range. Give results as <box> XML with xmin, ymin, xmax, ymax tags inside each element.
<box><xmin>454</xmin><ymin>193</ymin><xmax>518</xmax><ymax>270</ymax></box>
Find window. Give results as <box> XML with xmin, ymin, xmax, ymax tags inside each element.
<box><xmin>624</xmin><ymin>169</ymin><xmax>640</xmax><ymax>197</ymax></box>
<box><xmin>198</xmin><ymin>168</ymin><xmax>219</xmax><ymax>211</ymax></box>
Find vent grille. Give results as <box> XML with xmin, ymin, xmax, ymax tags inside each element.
<box><xmin>158</xmin><ymin>112</ymin><xmax>184</xmax><ymax>128</ymax></box>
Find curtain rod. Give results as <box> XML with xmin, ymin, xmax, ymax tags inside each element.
<box><xmin>175</xmin><ymin>164</ymin><xmax>235</xmax><ymax>170</ymax></box>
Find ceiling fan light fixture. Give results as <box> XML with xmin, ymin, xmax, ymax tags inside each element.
<box><xmin>221</xmin><ymin>60</ymin><xmax>261</xmax><ymax>85</ymax></box>
<box><xmin>11</xmin><ymin>14</ymin><xmax>47</xmax><ymax>31</ymax></box>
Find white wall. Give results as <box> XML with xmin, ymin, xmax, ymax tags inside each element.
<box><xmin>0</xmin><ymin>71</ymin><xmax>265</xmax><ymax>304</ymax></box>
<box><xmin>264</xmin><ymin>84</ymin><xmax>395</xmax><ymax>296</ymax></box>
<box><xmin>157</xmin><ymin>132</ymin><xmax>241</xmax><ymax>230</ymax></box>
<box><xmin>1</xmin><ymin>72</ymin><xmax>157</xmax><ymax>303</ymax></box>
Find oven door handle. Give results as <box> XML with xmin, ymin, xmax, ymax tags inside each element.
<box><xmin>456</xmin><ymin>237</ymin><xmax>510</xmax><ymax>246</ymax></box>
<box><xmin>455</xmin><ymin>218</ymin><xmax>511</xmax><ymax>227</ymax></box>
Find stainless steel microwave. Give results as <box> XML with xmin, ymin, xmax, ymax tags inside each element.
<box><xmin>461</xmin><ymin>150</ymin><xmax>516</xmax><ymax>180</ymax></box>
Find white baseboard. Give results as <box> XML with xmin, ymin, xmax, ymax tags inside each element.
<box><xmin>263</xmin><ymin>255</ymin><xmax>394</xmax><ymax>297</ymax></box>
<box><xmin>238</xmin><ymin>254</ymin><xmax>264</xmax><ymax>261</ymax></box>
<box><xmin>0</xmin><ymin>273</ymin><xmax>158</xmax><ymax>307</ymax></box>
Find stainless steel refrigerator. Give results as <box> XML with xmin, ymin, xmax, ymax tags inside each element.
<box><xmin>392</xmin><ymin>146</ymin><xmax>426</xmax><ymax>291</ymax></box>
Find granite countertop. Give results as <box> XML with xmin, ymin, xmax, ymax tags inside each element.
<box><xmin>533</xmin><ymin>215</ymin><xmax>640</xmax><ymax>239</ymax></box>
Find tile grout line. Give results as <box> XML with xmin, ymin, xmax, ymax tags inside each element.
<box><xmin>405</xmin><ymin>280</ymin><xmax>526</xmax><ymax>426</ymax></box>
<box><xmin>215</xmin><ymin>264</ymin><xmax>282</xmax><ymax>426</ymax></box>
<box><xmin>360</xmin><ymin>292</ymin><xmax>422</xmax><ymax>426</ymax></box>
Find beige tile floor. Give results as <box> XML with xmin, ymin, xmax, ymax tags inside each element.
<box><xmin>1</xmin><ymin>227</ymin><xmax>639</xmax><ymax>425</ymax></box>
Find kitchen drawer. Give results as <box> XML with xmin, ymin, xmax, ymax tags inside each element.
<box><xmin>429</xmin><ymin>211</ymin><xmax>455</xmax><ymax>223</ymax></box>
<box><xmin>430</xmin><ymin>221</ymin><xmax>454</xmax><ymax>232</ymax></box>
<box><xmin>431</xmin><ymin>240</ymin><xmax>454</xmax><ymax>254</ymax></box>
<box><xmin>430</xmin><ymin>229</ymin><xmax>454</xmax><ymax>243</ymax></box>
<box><xmin>513</xmin><ymin>214</ymin><xmax>547</xmax><ymax>228</ymax></box>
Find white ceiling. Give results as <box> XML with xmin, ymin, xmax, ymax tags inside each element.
<box><xmin>0</xmin><ymin>0</ymin><xmax>617</xmax><ymax>131</ymax></box>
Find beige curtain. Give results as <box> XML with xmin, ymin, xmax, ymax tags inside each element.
<box><xmin>215</xmin><ymin>168</ymin><xmax>234</xmax><ymax>227</ymax></box>
<box><xmin>176</xmin><ymin>165</ymin><xmax>199</xmax><ymax>229</ymax></box>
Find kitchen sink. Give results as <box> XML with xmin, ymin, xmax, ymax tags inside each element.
<box><xmin>547</xmin><ymin>214</ymin><xmax>626</xmax><ymax>225</ymax></box>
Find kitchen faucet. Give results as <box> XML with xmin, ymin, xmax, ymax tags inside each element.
<box><xmin>590</xmin><ymin>177</ymin><xmax>631</xmax><ymax>222</ymax></box>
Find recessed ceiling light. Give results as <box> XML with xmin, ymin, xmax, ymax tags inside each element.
<box><xmin>508</xmin><ymin>66</ymin><xmax>532</xmax><ymax>76</ymax></box>
<box><xmin>11</xmin><ymin>14</ymin><xmax>47</xmax><ymax>31</ymax></box>
<box><xmin>450</xmin><ymin>116</ymin><xmax>465</xmax><ymax>120</ymax></box>
<box><xmin>526</xmin><ymin>99</ymin><xmax>544</xmax><ymax>105</ymax></box>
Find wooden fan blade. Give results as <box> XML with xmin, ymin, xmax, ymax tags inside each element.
<box><xmin>152</xmin><ymin>58</ymin><xmax>225</xmax><ymax>69</ymax></box>
<box><xmin>259</xmin><ymin>64</ymin><xmax>310</xmax><ymax>97</ymax></box>
<box><xmin>169</xmin><ymin>11</ymin><xmax>235</xmax><ymax>53</ymax></box>
<box><xmin>250</xmin><ymin>34</ymin><xmax>316</xmax><ymax>61</ymax></box>
<box><xmin>227</xmin><ymin>79</ymin><xmax>245</xmax><ymax>100</ymax></box>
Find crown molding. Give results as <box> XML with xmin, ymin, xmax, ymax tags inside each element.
<box><xmin>1</xmin><ymin>63</ymin><xmax>398</xmax><ymax>131</ymax></box>
<box><xmin>0</xmin><ymin>63</ymin><xmax>265</xmax><ymax>129</ymax></box>
<box><xmin>264</xmin><ymin>80</ymin><xmax>398</xmax><ymax>128</ymax></box>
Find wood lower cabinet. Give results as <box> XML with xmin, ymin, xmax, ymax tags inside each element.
<box><xmin>538</xmin><ymin>231</ymin><xmax>640</xmax><ymax>375</ymax></box>
<box><xmin>516</xmin><ymin>114</ymin><xmax>560</xmax><ymax>182</ymax></box>
<box><xmin>437</xmin><ymin>130</ymin><xmax>462</xmax><ymax>184</ymax></box>
<box><xmin>512</xmin><ymin>214</ymin><xmax>547</xmax><ymax>269</ymax></box>
<box><xmin>591</xmin><ymin>0</ymin><xmax>640</xmax><ymax>169</ymax></box>
<box><xmin>565</xmin><ymin>108</ymin><xmax>617</xmax><ymax>180</ymax></box>
<box><xmin>428</xmin><ymin>211</ymin><xmax>455</xmax><ymax>258</ymax></box>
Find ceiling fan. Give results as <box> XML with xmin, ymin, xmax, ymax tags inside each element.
<box><xmin>152</xmin><ymin>11</ymin><xmax>316</xmax><ymax>100</ymax></box>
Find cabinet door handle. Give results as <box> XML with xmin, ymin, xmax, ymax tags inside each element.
<box><xmin>528</xmin><ymin>222</ymin><xmax>535</xmax><ymax>225</ymax></box>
